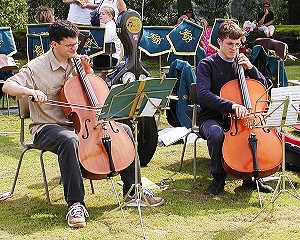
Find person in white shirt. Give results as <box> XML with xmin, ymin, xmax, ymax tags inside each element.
<box><xmin>97</xmin><ymin>0</ymin><xmax>126</xmax><ymax>20</ymax></box>
<box><xmin>63</xmin><ymin>0</ymin><xmax>100</xmax><ymax>25</ymax></box>
<box><xmin>93</xmin><ymin>6</ymin><xmax>121</xmax><ymax>68</ymax></box>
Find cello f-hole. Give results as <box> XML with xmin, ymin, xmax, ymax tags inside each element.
<box><xmin>82</xmin><ymin>119</ymin><xmax>91</xmax><ymax>139</ymax></box>
<box><xmin>230</xmin><ymin>116</ymin><xmax>238</xmax><ymax>136</ymax></box>
<box><xmin>109</xmin><ymin>121</ymin><xmax>119</xmax><ymax>133</ymax></box>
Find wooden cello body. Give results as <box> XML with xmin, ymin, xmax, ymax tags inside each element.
<box><xmin>59</xmin><ymin>57</ymin><xmax>135</xmax><ymax>180</ymax></box>
<box><xmin>220</xmin><ymin>74</ymin><xmax>282</xmax><ymax>179</ymax></box>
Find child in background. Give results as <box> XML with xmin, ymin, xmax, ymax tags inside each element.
<box><xmin>199</xmin><ymin>19</ymin><xmax>217</xmax><ymax>56</ymax></box>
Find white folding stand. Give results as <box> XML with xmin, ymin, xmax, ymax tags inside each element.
<box><xmin>253</xmin><ymin>86</ymin><xmax>300</xmax><ymax>219</ymax></box>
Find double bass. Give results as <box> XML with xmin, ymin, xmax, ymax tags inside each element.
<box><xmin>59</xmin><ymin>56</ymin><xmax>135</xmax><ymax>180</ymax></box>
<box><xmin>220</xmin><ymin>57</ymin><xmax>282</xmax><ymax>180</ymax></box>
<box><xmin>105</xmin><ymin>9</ymin><xmax>158</xmax><ymax>167</ymax></box>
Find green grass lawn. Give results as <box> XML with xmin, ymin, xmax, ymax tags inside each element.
<box><xmin>1</xmin><ymin>114</ymin><xmax>300</xmax><ymax>240</ymax></box>
<box><xmin>1</xmin><ymin>54</ymin><xmax>300</xmax><ymax>239</ymax></box>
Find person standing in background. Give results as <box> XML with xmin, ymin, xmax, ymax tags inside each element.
<box><xmin>62</xmin><ymin>0</ymin><xmax>100</xmax><ymax>25</ymax></box>
<box><xmin>93</xmin><ymin>6</ymin><xmax>122</xmax><ymax>68</ymax></box>
<box><xmin>97</xmin><ymin>0</ymin><xmax>127</xmax><ymax>20</ymax></box>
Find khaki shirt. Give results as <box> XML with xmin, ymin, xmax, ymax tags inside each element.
<box><xmin>7</xmin><ymin>50</ymin><xmax>76</xmax><ymax>136</ymax></box>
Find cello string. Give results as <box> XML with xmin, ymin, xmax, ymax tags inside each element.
<box><xmin>74</xmin><ymin>57</ymin><xmax>100</xmax><ymax>108</ymax></box>
<box><xmin>236</xmin><ymin>52</ymin><xmax>252</xmax><ymax>109</ymax></box>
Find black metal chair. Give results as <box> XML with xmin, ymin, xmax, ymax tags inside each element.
<box><xmin>93</xmin><ymin>42</ymin><xmax>117</xmax><ymax>70</ymax></box>
<box><xmin>9</xmin><ymin>96</ymin><xmax>52</xmax><ymax>203</ymax></box>
<box><xmin>179</xmin><ymin>83</ymin><xmax>206</xmax><ymax>182</ymax></box>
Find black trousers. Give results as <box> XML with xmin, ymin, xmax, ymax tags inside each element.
<box><xmin>34</xmin><ymin>123</ymin><xmax>136</xmax><ymax>206</ymax></box>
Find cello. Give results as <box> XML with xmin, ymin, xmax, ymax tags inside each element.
<box><xmin>220</xmin><ymin>56</ymin><xmax>282</xmax><ymax>180</ymax></box>
<box><xmin>58</xmin><ymin>56</ymin><xmax>135</xmax><ymax>180</ymax></box>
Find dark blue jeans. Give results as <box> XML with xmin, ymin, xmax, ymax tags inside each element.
<box><xmin>199</xmin><ymin>119</ymin><xmax>227</xmax><ymax>179</ymax></box>
<box><xmin>34</xmin><ymin>124</ymin><xmax>136</xmax><ymax>206</ymax></box>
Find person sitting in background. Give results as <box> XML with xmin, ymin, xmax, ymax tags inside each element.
<box><xmin>35</xmin><ymin>6</ymin><xmax>55</xmax><ymax>23</ymax></box>
<box><xmin>183</xmin><ymin>9</ymin><xmax>196</xmax><ymax>23</ymax></box>
<box><xmin>176</xmin><ymin>14</ymin><xmax>188</xmax><ymax>25</ymax></box>
<box><xmin>199</xmin><ymin>19</ymin><xmax>217</xmax><ymax>57</ymax></box>
<box><xmin>62</xmin><ymin>0</ymin><xmax>100</xmax><ymax>25</ymax></box>
<box><xmin>93</xmin><ymin>6</ymin><xmax>122</xmax><ymax>68</ymax></box>
<box><xmin>257</xmin><ymin>0</ymin><xmax>275</xmax><ymax>38</ymax></box>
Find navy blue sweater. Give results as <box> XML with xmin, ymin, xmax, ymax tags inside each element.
<box><xmin>196</xmin><ymin>53</ymin><xmax>267</xmax><ymax>130</ymax></box>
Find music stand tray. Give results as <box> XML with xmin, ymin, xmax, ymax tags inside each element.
<box><xmin>99</xmin><ymin>77</ymin><xmax>177</xmax><ymax>238</ymax></box>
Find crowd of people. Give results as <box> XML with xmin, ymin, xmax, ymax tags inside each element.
<box><xmin>1</xmin><ymin>0</ymin><xmax>280</xmax><ymax>230</ymax></box>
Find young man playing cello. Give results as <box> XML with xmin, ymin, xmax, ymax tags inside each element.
<box><xmin>2</xmin><ymin>20</ymin><xmax>164</xmax><ymax>228</ymax></box>
<box><xmin>196</xmin><ymin>20</ymin><xmax>274</xmax><ymax>195</ymax></box>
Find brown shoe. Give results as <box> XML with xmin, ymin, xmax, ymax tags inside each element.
<box><xmin>124</xmin><ymin>187</ymin><xmax>165</xmax><ymax>207</ymax></box>
<box><xmin>145</xmin><ymin>196</ymin><xmax>165</xmax><ymax>207</ymax></box>
<box><xmin>142</xmin><ymin>187</ymin><xmax>165</xmax><ymax>207</ymax></box>
<box><xmin>66</xmin><ymin>202</ymin><xmax>89</xmax><ymax>228</ymax></box>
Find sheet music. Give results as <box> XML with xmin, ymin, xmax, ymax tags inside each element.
<box><xmin>140</xmin><ymin>98</ymin><xmax>162</xmax><ymax>117</ymax></box>
<box><xmin>266</xmin><ymin>86</ymin><xmax>300</xmax><ymax>127</ymax></box>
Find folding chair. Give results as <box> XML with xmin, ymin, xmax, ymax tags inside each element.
<box><xmin>8</xmin><ymin>97</ymin><xmax>97</xmax><ymax>204</ymax></box>
<box><xmin>0</xmin><ymin>80</ymin><xmax>10</xmax><ymax>115</ymax></box>
<box><xmin>9</xmin><ymin>96</ymin><xmax>52</xmax><ymax>203</ymax></box>
<box><xmin>0</xmin><ymin>54</ymin><xmax>18</xmax><ymax>115</ymax></box>
<box><xmin>179</xmin><ymin>83</ymin><xmax>206</xmax><ymax>182</ymax></box>
<box><xmin>93</xmin><ymin>42</ymin><xmax>116</xmax><ymax>70</ymax></box>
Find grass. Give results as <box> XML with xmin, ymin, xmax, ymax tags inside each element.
<box><xmin>2</xmin><ymin>103</ymin><xmax>300</xmax><ymax>239</ymax></box>
<box><xmin>1</xmin><ymin>56</ymin><xmax>300</xmax><ymax>240</ymax></box>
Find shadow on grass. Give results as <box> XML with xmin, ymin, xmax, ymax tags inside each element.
<box><xmin>0</xmin><ymin>134</ymin><xmax>21</xmax><ymax>159</ymax></box>
<box><xmin>158</xmin><ymin>156</ymin><xmax>274</xmax><ymax>217</ymax></box>
<box><xmin>0</xmin><ymin>193</ymin><xmax>122</xmax><ymax>237</ymax></box>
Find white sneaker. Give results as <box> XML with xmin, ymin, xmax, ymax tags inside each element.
<box><xmin>66</xmin><ymin>202</ymin><xmax>89</xmax><ymax>228</ymax></box>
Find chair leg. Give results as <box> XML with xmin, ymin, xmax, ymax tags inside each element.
<box><xmin>90</xmin><ymin>179</ymin><xmax>95</xmax><ymax>194</ymax></box>
<box><xmin>10</xmin><ymin>148</ymin><xmax>28</xmax><ymax>194</ymax></box>
<box><xmin>39</xmin><ymin>150</ymin><xmax>51</xmax><ymax>205</ymax></box>
<box><xmin>193</xmin><ymin>136</ymin><xmax>200</xmax><ymax>182</ymax></box>
<box><xmin>6</xmin><ymin>93</ymin><xmax>10</xmax><ymax>116</ymax></box>
<box><xmin>179</xmin><ymin>131</ymin><xmax>191</xmax><ymax>171</ymax></box>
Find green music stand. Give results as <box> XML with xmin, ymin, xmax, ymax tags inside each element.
<box><xmin>99</xmin><ymin>77</ymin><xmax>177</xmax><ymax>239</ymax></box>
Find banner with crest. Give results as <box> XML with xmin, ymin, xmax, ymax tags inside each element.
<box><xmin>209</xmin><ymin>18</ymin><xmax>239</xmax><ymax>51</ymax></box>
<box><xmin>166</xmin><ymin>19</ymin><xmax>203</xmax><ymax>55</ymax></box>
<box><xmin>26</xmin><ymin>24</ymin><xmax>105</xmax><ymax>61</ymax></box>
<box><xmin>139</xmin><ymin>26</ymin><xmax>173</xmax><ymax>56</ymax></box>
<box><xmin>0</xmin><ymin>27</ymin><xmax>17</xmax><ymax>56</ymax></box>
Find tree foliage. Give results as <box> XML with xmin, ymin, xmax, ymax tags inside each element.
<box><xmin>126</xmin><ymin>0</ymin><xmax>177</xmax><ymax>25</ymax></box>
<box><xmin>0</xmin><ymin>0</ymin><xmax>28</xmax><ymax>30</ymax></box>
<box><xmin>288</xmin><ymin>0</ymin><xmax>300</xmax><ymax>24</ymax></box>
<box><xmin>193</xmin><ymin>0</ymin><xmax>231</xmax><ymax>24</ymax></box>
<box><xmin>177</xmin><ymin>0</ymin><xmax>192</xmax><ymax>17</ymax></box>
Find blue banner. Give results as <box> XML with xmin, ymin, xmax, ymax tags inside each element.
<box><xmin>139</xmin><ymin>26</ymin><xmax>173</xmax><ymax>56</ymax></box>
<box><xmin>0</xmin><ymin>27</ymin><xmax>17</xmax><ymax>56</ymax></box>
<box><xmin>209</xmin><ymin>18</ymin><xmax>239</xmax><ymax>51</ymax></box>
<box><xmin>166</xmin><ymin>19</ymin><xmax>203</xmax><ymax>55</ymax></box>
<box><xmin>26</xmin><ymin>24</ymin><xmax>105</xmax><ymax>60</ymax></box>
